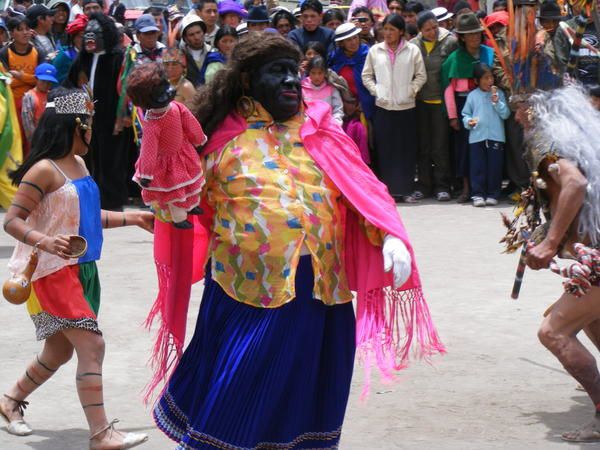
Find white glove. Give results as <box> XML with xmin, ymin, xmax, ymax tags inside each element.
<box><xmin>382</xmin><ymin>235</ymin><xmax>412</xmax><ymax>288</ymax></box>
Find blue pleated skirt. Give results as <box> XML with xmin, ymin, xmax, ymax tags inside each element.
<box><xmin>153</xmin><ymin>255</ymin><xmax>356</xmax><ymax>449</ymax></box>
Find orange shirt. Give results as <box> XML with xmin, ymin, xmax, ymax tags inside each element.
<box><xmin>6</xmin><ymin>46</ymin><xmax>39</xmax><ymax>103</ymax></box>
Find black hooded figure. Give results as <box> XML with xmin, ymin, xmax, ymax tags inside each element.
<box><xmin>65</xmin><ymin>12</ymin><xmax>134</xmax><ymax>210</ymax></box>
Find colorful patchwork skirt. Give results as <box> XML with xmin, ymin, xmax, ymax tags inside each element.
<box><xmin>27</xmin><ymin>262</ymin><xmax>101</xmax><ymax>340</ymax></box>
<box><xmin>153</xmin><ymin>256</ymin><xmax>356</xmax><ymax>449</ymax></box>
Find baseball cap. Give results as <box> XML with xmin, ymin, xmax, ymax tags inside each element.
<box><xmin>135</xmin><ymin>14</ymin><xmax>160</xmax><ymax>33</ymax></box>
<box><xmin>0</xmin><ymin>19</ymin><xmax>7</xmax><ymax>33</ymax></box>
<box><xmin>34</xmin><ymin>63</ymin><xmax>59</xmax><ymax>83</ymax></box>
<box><xmin>26</xmin><ymin>5</ymin><xmax>55</xmax><ymax>24</ymax></box>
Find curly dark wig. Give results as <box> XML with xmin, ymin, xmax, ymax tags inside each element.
<box><xmin>127</xmin><ymin>63</ymin><xmax>164</xmax><ymax>110</ymax></box>
<box><xmin>191</xmin><ymin>33</ymin><xmax>302</xmax><ymax>138</ymax></box>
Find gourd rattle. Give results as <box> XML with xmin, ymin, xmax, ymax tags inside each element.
<box><xmin>3</xmin><ymin>236</ymin><xmax>87</xmax><ymax>305</ymax></box>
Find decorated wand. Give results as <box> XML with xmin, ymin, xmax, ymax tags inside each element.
<box><xmin>511</xmin><ymin>231</ymin><xmax>530</xmax><ymax>299</ymax></box>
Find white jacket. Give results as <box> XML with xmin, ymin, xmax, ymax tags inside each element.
<box><xmin>361</xmin><ymin>41</ymin><xmax>427</xmax><ymax>111</ymax></box>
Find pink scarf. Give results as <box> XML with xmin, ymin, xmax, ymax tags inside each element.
<box><xmin>144</xmin><ymin>101</ymin><xmax>445</xmax><ymax>401</ymax></box>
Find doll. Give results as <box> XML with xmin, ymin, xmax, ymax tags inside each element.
<box><xmin>126</xmin><ymin>62</ymin><xmax>206</xmax><ymax>229</ymax></box>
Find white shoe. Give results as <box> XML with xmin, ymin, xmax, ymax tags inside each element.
<box><xmin>120</xmin><ymin>432</ymin><xmax>148</xmax><ymax>449</ymax></box>
<box><xmin>472</xmin><ymin>196</ymin><xmax>485</xmax><ymax>207</ymax></box>
<box><xmin>89</xmin><ymin>419</ymin><xmax>148</xmax><ymax>450</ymax></box>
<box><xmin>6</xmin><ymin>419</ymin><xmax>33</xmax><ymax>436</ymax></box>
<box><xmin>0</xmin><ymin>395</ymin><xmax>33</xmax><ymax>436</ymax></box>
<box><xmin>485</xmin><ymin>198</ymin><xmax>499</xmax><ymax>206</ymax></box>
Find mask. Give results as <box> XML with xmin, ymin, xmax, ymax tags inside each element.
<box><xmin>248</xmin><ymin>57</ymin><xmax>301</xmax><ymax>122</ymax></box>
<box><xmin>84</xmin><ymin>19</ymin><xmax>104</xmax><ymax>53</ymax></box>
<box><xmin>147</xmin><ymin>75</ymin><xmax>176</xmax><ymax>109</ymax></box>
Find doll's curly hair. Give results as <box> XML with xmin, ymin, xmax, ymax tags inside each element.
<box><xmin>126</xmin><ymin>63</ymin><xmax>165</xmax><ymax>110</ymax></box>
<box><xmin>191</xmin><ymin>32</ymin><xmax>302</xmax><ymax>138</ymax></box>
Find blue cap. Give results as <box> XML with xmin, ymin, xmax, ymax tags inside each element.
<box><xmin>0</xmin><ymin>19</ymin><xmax>7</xmax><ymax>33</ymax></box>
<box><xmin>135</xmin><ymin>14</ymin><xmax>160</xmax><ymax>33</ymax></box>
<box><xmin>34</xmin><ymin>63</ymin><xmax>58</xmax><ymax>83</ymax></box>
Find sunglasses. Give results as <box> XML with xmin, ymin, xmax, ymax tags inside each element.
<box><xmin>353</xmin><ymin>17</ymin><xmax>369</xmax><ymax>23</ymax></box>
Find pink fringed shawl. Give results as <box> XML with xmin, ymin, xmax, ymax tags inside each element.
<box><xmin>144</xmin><ymin>101</ymin><xmax>445</xmax><ymax>401</ymax></box>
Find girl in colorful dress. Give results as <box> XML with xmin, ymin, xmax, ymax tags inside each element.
<box><xmin>1</xmin><ymin>88</ymin><xmax>153</xmax><ymax>450</ymax></box>
<box><xmin>127</xmin><ymin>63</ymin><xmax>207</xmax><ymax>229</ymax></box>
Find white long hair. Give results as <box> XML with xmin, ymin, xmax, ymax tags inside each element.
<box><xmin>529</xmin><ymin>84</ymin><xmax>600</xmax><ymax>245</ymax></box>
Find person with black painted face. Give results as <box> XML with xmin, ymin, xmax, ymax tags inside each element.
<box><xmin>66</xmin><ymin>13</ymin><xmax>135</xmax><ymax>211</ymax></box>
<box><xmin>149</xmin><ymin>33</ymin><xmax>442</xmax><ymax>450</ymax></box>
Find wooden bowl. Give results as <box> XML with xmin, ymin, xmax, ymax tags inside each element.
<box><xmin>65</xmin><ymin>235</ymin><xmax>88</xmax><ymax>258</ymax></box>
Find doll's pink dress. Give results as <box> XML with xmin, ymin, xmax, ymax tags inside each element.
<box><xmin>134</xmin><ymin>101</ymin><xmax>207</xmax><ymax>210</ymax></box>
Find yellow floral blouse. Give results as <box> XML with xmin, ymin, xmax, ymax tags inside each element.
<box><xmin>204</xmin><ymin>103</ymin><xmax>383</xmax><ymax>308</ymax></box>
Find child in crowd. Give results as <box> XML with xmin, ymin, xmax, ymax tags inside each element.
<box><xmin>162</xmin><ymin>48</ymin><xmax>195</xmax><ymax>106</ymax></box>
<box><xmin>21</xmin><ymin>63</ymin><xmax>58</xmax><ymax>143</ymax></box>
<box><xmin>589</xmin><ymin>85</ymin><xmax>600</xmax><ymax>110</ymax></box>
<box><xmin>0</xmin><ymin>19</ymin><xmax>8</xmax><ymax>47</ymax></box>
<box><xmin>342</xmin><ymin>90</ymin><xmax>369</xmax><ymax>164</ymax></box>
<box><xmin>461</xmin><ymin>63</ymin><xmax>510</xmax><ymax>207</ymax></box>
<box><xmin>300</xmin><ymin>41</ymin><xmax>326</xmax><ymax>74</ymax></box>
<box><xmin>301</xmin><ymin>56</ymin><xmax>344</xmax><ymax>125</ymax></box>
<box><xmin>493</xmin><ymin>0</ymin><xmax>508</xmax><ymax>11</ymax></box>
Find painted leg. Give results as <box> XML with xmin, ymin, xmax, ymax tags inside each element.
<box><xmin>62</xmin><ymin>328</ymin><xmax>147</xmax><ymax>450</ymax></box>
<box><xmin>584</xmin><ymin>319</ymin><xmax>600</xmax><ymax>353</ymax></box>
<box><xmin>0</xmin><ymin>332</ymin><xmax>74</xmax><ymax>435</ymax></box>
<box><xmin>538</xmin><ymin>287</ymin><xmax>600</xmax><ymax>442</ymax></box>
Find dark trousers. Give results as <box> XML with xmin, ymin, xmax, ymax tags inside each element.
<box><xmin>453</xmin><ymin>95</ymin><xmax>470</xmax><ymax>178</ymax></box>
<box><xmin>504</xmin><ymin>113</ymin><xmax>530</xmax><ymax>189</ymax></box>
<box><xmin>415</xmin><ymin>101</ymin><xmax>451</xmax><ymax>195</ymax></box>
<box><xmin>88</xmin><ymin>126</ymin><xmax>134</xmax><ymax>210</ymax></box>
<box><xmin>469</xmin><ymin>140</ymin><xmax>504</xmax><ymax>200</ymax></box>
<box><xmin>372</xmin><ymin>106</ymin><xmax>417</xmax><ymax>197</ymax></box>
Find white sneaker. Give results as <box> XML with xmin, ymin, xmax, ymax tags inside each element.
<box><xmin>472</xmin><ymin>196</ymin><xmax>485</xmax><ymax>207</ymax></box>
<box><xmin>485</xmin><ymin>198</ymin><xmax>499</xmax><ymax>206</ymax></box>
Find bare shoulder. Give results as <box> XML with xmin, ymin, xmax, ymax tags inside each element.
<box><xmin>74</xmin><ymin>155</ymin><xmax>86</xmax><ymax>167</ymax></box>
<box><xmin>21</xmin><ymin>159</ymin><xmax>61</xmax><ymax>194</ymax></box>
<box><xmin>74</xmin><ymin>155</ymin><xmax>91</xmax><ymax>176</ymax></box>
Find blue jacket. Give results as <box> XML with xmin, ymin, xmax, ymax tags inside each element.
<box><xmin>329</xmin><ymin>44</ymin><xmax>376</xmax><ymax>120</ymax></box>
<box><xmin>199</xmin><ymin>50</ymin><xmax>227</xmax><ymax>85</ymax></box>
<box><xmin>288</xmin><ymin>26</ymin><xmax>334</xmax><ymax>55</ymax></box>
<box><xmin>461</xmin><ymin>87</ymin><xmax>510</xmax><ymax>144</ymax></box>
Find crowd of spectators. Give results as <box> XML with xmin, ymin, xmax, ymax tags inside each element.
<box><xmin>0</xmin><ymin>0</ymin><xmax>599</xmax><ymax>210</ymax></box>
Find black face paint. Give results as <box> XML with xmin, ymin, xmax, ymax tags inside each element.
<box><xmin>248</xmin><ymin>58</ymin><xmax>302</xmax><ymax>122</ymax></box>
<box><xmin>147</xmin><ymin>75</ymin><xmax>176</xmax><ymax>109</ymax></box>
<box><xmin>84</xmin><ymin>19</ymin><xmax>104</xmax><ymax>53</ymax></box>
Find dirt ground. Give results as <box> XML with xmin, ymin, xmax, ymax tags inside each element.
<box><xmin>0</xmin><ymin>201</ymin><xmax>596</xmax><ymax>450</ymax></box>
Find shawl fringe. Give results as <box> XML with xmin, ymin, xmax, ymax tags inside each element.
<box><xmin>143</xmin><ymin>103</ymin><xmax>445</xmax><ymax>402</ymax></box>
<box><xmin>142</xmin><ymin>263</ymin><xmax>184</xmax><ymax>404</ymax></box>
<box><xmin>356</xmin><ymin>286</ymin><xmax>446</xmax><ymax>400</ymax></box>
